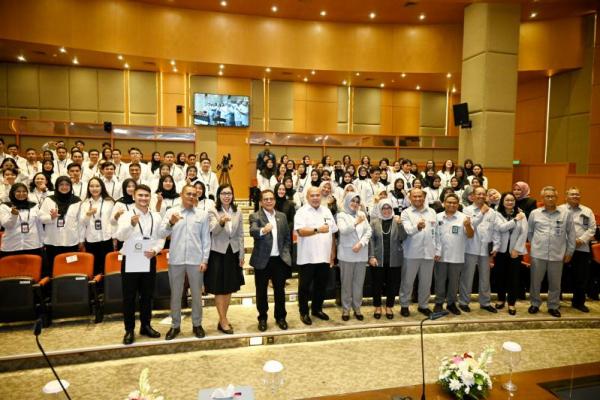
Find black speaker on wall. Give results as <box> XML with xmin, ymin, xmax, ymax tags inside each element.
<box><xmin>103</xmin><ymin>121</ymin><xmax>113</xmax><ymax>133</ymax></box>
<box><xmin>176</xmin><ymin>105</ymin><xmax>183</xmax><ymax>114</ymax></box>
<box><xmin>452</xmin><ymin>103</ymin><xmax>472</xmax><ymax>128</ymax></box>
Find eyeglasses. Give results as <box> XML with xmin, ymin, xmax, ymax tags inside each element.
<box><xmin>220</xmin><ymin>192</ymin><xmax>233</xmax><ymax>196</ymax></box>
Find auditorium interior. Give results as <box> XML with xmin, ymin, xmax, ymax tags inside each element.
<box><xmin>0</xmin><ymin>0</ymin><xmax>600</xmax><ymax>399</ymax></box>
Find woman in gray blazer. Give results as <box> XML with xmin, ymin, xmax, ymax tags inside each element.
<box><xmin>369</xmin><ymin>199</ymin><xmax>408</xmax><ymax>319</ymax></box>
<box><xmin>206</xmin><ymin>184</ymin><xmax>245</xmax><ymax>334</ymax></box>
<box><xmin>336</xmin><ymin>193</ymin><xmax>372</xmax><ymax>321</ymax></box>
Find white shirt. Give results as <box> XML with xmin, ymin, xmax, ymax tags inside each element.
<box><xmin>196</xmin><ymin>198</ymin><xmax>216</xmax><ymax>212</ymax></box>
<box><xmin>53</xmin><ymin>158</ymin><xmax>69</xmax><ymax>176</ymax></box>
<box><xmin>159</xmin><ymin>205</ymin><xmax>211</xmax><ymax>265</ymax></box>
<box><xmin>437</xmin><ymin>170</ymin><xmax>455</xmax><ymax>188</ymax></box>
<box><xmin>401</xmin><ymin>205</ymin><xmax>437</xmax><ymax>260</ymax></box>
<box><xmin>71</xmin><ymin>180</ymin><xmax>88</xmax><ymax>200</ymax></box>
<box><xmin>294</xmin><ymin>204</ymin><xmax>338</xmax><ymax>265</ymax></box>
<box><xmin>80</xmin><ymin>197</ymin><xmax>115</xmax><ymax>242</ymax></box>
<box><xmin>150</xmin><ymin>196</ymin><xmax>182</xmax><ymax>218</ymax></box>
<box><xmin>0</xmin><ymin>205</ymin><xmax>44</xmax><ymax>251</ymax></box>
<box><xmin>197</xmin><ymin>170</ymin><xmax>219</xmax><ymax>198</ymax></box>
<box><xmin>28</xmin><ymin>189</ymin><xmax>53</xmax><ymax>208</ymax></box>
<box><xmin>424</xmin><ymin>187</ymin><xmax>442</xmax><ymax>204</ymax></box>
<box><xmin>360</xmin><ymin>180</ymin><xmax>386</xmax><ymax>211</ymax></box>
<box><xmin>153</xmin><ymin>164</ymin><xmax>184</xmax><ymax>183</ymax></box>
<box><xmin>110</xmin><ymin>201</ymin><xmax>134</xmax><ymax>237</ymax></box>
<box><xmin>558</xmin><ymin>203</ymin><xmax>597</xmax><ymax>253</ymax></box>
<box><xmin>397</xmin><ymin>171</ymin><xmax>416</xmax><ymax>190</ymax></box>
<box><xmin>115</xmin><ymin>206</ymin><xmax>165</xmax><ymax>256</ymax></box>
<box><xmin>435</xmin><ymin>211</ymin><xmax>469</xmax><ymax>263</ymax></box>
<box><xmin>463</xmin><ymin>204</ymin><xmax>496</xmax><ymax>256</ymax></box>
<box><xmin>114</xmin><ymin>161</ymin><xmax>130</xmax><ymax>181</ymax></box>
<box><xmin>102</xmin><ymin>177</ymin><xmax>122</xmax><ymax>200</ymax></box>
<box><xmin>261</xmin><ymin>209</ymin><xmax>279</xmax><ymax>257</ymax></box>
<box><xmin>39</xmin><ymin>198</ymin><xmax>83</xmax><ymax>246</ymax></box>
<box><xmin>23</xmin><ymin>161</ymin><xmax>42</xmax><ymax>180</ymax></box>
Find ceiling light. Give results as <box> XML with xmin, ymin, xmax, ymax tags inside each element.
<box><xmin>271</xmin><ymin>5</ymin><xmax>278</xmax><ymax>12</ymax></box>
<box><xmin>369</xmin><ymin>12</ymin><xmax>376</xmax><ymax>19</ymax></box>
<box><xmin>117</xmin><ymin>55</ymin><xmax>124</xmax><ymax>60</ymax></box>
<box><xmin>265</xmin><ymin>67</ymin><xmax>271</xmax><ymax>73</ymax></box>
<box><xmin>218</xmin><ymin>70</ymin><xmax>224</xmax><ymax>76</ymax></box>
<box><xmin>451</xmin><ymin>86</ymin><xmax>456</xmax><ymax>93</ymax></box>
<box><xmin>416</xmin><ymin>85</ymin><xmax>421</xmax><ymax>90</ymax></box>
<box><xmin>124</xmin><ymin>63</ymin><xmax>129</xmax><ymax>69</ymax></box>
<box><xmin>446</xmin><ymin>73</ymin><xmax>452</xmax><ymax>78</ymax></box>
<box><xmin>59</xmin><ymin>47</ymin><xmax>67</xmax><ymax>54</ymax></box>
<box><xmin>173</xmin><ymin>67</ymin><xmax>178</xmax><ymax>73</ymax></box>
<box><xmin>72</xmin><ymin>57</ymin><xmax>79</xmax><ymax>65</ymax></box>
<box><xmin>342</xmin><ymin>80</ymin><xmax>347</xmax><ymax>85</ymax></box>
<box><xmin>419</xmin><ymin>13</ymin><xmax>426</xmax><ymax>21</ymax></box>
<box><xmin>391</xmin><ymin>79</ymin><xmax>395</xmax><ymax>83</ymax></box>
<box><xmin>530</xmin><ymin>12</ymin><xmax>538</xmax><ymax>19</ymax></box>
<box><xmin>355</xmin><ymin>72</ymin><xmax>360</xmax><ymax>76</ymax></box>
<box><xmin>303</xmin><ymin>77</ymin><xmax>308</xmax><ymax>82</ymax></box>
<box><xmin>170</xmin><ymin>60</ymin><xmax>176</xmax><ymax>66</ymax></box>
<box><xmin>220</xmin><ymin>0</ymin><xmax>227</xmax><ymax>6</ymax></box>
<box><xmin>320</xmin><ymin>10</ymin><xmax>327</xmax><ymax>17</ymax></box>
<box><xmin>17</xmin><ymin>55</ymin><xmax>26</xmax><ymax>62</ymax></box>
<box><xmin>219</xmin><ymin>64</ymin><xmax>225</xmax><ymax>69</ymax></box>
<box><xmin>311</xmin><ymin>70</ymin><xmax>316</xmax><ymax>75</ymax></box>
<box><xmin>401</xmin><ymin>73</ymin><xmax>406</xmax><ymax>78</ymax></box>
<box><xmin>380</xmin><ymin>83</ymin><xmax>385</xmax><ymax>88</ymax></box>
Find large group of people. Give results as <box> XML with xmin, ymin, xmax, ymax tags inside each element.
<box><xmin>0</xmin><ymin>137</ymin><xmax>597</xmax><ymax>345</ymax></box>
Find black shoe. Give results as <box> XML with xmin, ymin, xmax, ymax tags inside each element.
<box><xmin>385</xmin><ymin>309</ymin><xmax>394</xmax><ymax>320</ymax></box>
<box><xmin>549</xmin><ymin>309</ymin><xmax>561</xmax><ymax>318</ymax></box>
<box><xmin>353</xmin><ymin>311</ymin><xmax>364</xmax><ymax>321</ymax></box>
<box><xmin>217</xmin><ymin>323</ymin><xmax>234</xmax><ymax>334</ymax></box>
<box><xmin>481</xmin><ymin>305</ymin><xmax>498</xmax><ymax>314</ymax></box>
<box><xmin>312</xmin><ymin>311</ymin><xmax>330</xmax><ymax>321</ymax></box>
<box><xmin>123</xmin><ymin>330</ymin><xmax>134</xmax><ymax>345</ymax></box>
<box><xmin>140</xmin><ymin>325</ymin><xmax>161</xmax><ymax>338</ymax></box>
<box><xmin>400</xmin><ymin>307</ymin><xmax>410</xmax><ymax>317</ymax></box>
<box><xmin>447</xmin><ymin>303</ymin><xmax>461</xmax><ymax>315</ymax></box>
<box><xmin>573</xmin><ymin>304</ymin><xmax>590</xmax><ymax>313</ymax></box>
<box><xmin>276</xmin><ymin>319</ymin><xmax>288</xmax><ymax>330</ymax></box>
<box><xmin>433</xmin><ymin>303</ymin><xmax>443</xmax><ymax>313</ymax></box>
<box><xmin>528</xmin><ymin>305</ymin><xmax>539</xmax><ymax>314</ymax></box>
<box><xmin>458</xmin><ymin>304</ymin><xmax>471</xmax><ymax>313</ymax></box>
<box><xmin>341</xmin><ymin>313</ymin><xmax>350</xmax><ymax>321</ymax></box>
<box><xmin>165</xmin><ymin>327</ymin><xmax>180</xmax><ymax>341</ymax></box>
<box><xmin>193</xmin><ymin>325</ymin><xmax>206</xmax><ymax>338</ymax></box>
<box><xmin>300</xmin><ymin>314</ymin><xmax>312</xmax><ymax>325</ymax></box>
<box><xmin>418</xmin><ymin>307</ymin><xmax>432</xmax><ymax>317</ymax></box>
<box><xmin>373</xmin><ymin>311</ymin><xmax>382</xmax><ymax>320</ymax></box>
<box><xmin>258</xmin><ymin>319</ymin><xmax>267</xmax><ymax>332</ymax></box>
<box><xmin>495</xmin><ymin>302</ymin><xmax>505</xmax><ymax>310</ymax></box>
<box><xmin>508</xmin><ymin>307</ymin><xmax>517</xmax><ymax>316</ymax></box>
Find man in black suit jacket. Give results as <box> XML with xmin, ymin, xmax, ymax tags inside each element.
<box><xmin>249</xmin><ymin>189</ymin><xmax>292</xmax><ymax>331</ymax></box>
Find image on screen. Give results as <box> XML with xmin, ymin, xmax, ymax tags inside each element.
<box><xmin>193</xmin><ymin>93</ymin><xmax>250</xmax><ymax>127</ymax></box>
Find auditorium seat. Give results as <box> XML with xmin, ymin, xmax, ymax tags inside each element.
<box><xmin>592</xmin><ymin>243</ymin><xmax>600</xmax><ymax>264</ymax></box>
<box><xmin>50</xmin><ymin>252</ymin><xmax>102</xmax><ymax>323</ymax></box>
<box><xmin>153</xmin><ymin>250</ymin><xmax>171</xmax><ymax>310</ymax></box>
<box><xmin>102</xmin><ymin>251</ymin><xmax>123</xmax><ymax>315</ymax></box>
<box><xmin>0</xmin><ymin>255</ymin><xmax>48</xmax><ymax>322</ymax></box>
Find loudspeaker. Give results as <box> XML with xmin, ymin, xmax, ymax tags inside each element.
<box><xmin>176</xmin><ymin>105</ymin><xmax>183</xmax><ymax>114</ymax></box>
<box><xmin>452</xmin><ymin>103</ymin><xmax>471</xmax><ymax>128</ymax></box>
<box><xmin>103</xmin><ymin>121</ymin><xmax>112</xmax><ymax>133</ymax></box>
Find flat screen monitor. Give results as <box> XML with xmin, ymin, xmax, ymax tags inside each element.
<box><xmin>193</xmin><ymin>93</ymin><xmax>250</xmax><ymax>127</ymax></box>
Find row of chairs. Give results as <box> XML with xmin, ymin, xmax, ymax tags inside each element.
<box><xmin>0</xmin><ymin>250</ymin><xmax>172</xmax><ymax>325</ymax></box>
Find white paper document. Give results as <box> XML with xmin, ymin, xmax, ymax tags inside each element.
<box><xmin>121</xmin><ymin>239</ymin><xmax>156</xmax><ymax>273</ymax></box>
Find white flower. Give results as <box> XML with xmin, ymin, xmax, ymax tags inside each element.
<box><xmin>461</xmin><ymin>371</ymin><xmax>475</xmax><ymax>387</ymax></box>
<box><xmin>449</xmin><ymin>379</ymin><xmax>462</xmax><ymax>391</ymax></box>
<box><xmin>465</xmin><ymin>386</ymin><xmax>470</xmax><ymax>394</ymax></box>
<box><xmin>477</xmin><ymin>385</ymin><xmax>482</xmax><ymax>391</ymax></box>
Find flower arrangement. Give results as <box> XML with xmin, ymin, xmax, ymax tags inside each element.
<box><xmin>126</xmin><ymin>368</ymin><xmax>165</xmax><ymax>400</ymax></box>
<box><xmin>438</xmin><ymin>347</ymin><xmax>494</xmax><ymax>399</ymax></box>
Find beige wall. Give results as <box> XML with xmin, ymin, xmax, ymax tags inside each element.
<box><xmin>514</xmin><ymin>78</ymin><xmax>548</xmax><ymax>165</ymax></box>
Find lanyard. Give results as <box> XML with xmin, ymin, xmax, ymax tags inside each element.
<box><xmin>18</xmin><ymin>209</ymin><xmax>31</xmax><ymax>224</ymax></box>
<box><xmin>74</xmin><ymin>182</ymin><xmax>83</xmax><ymax>198</ymax></box>
<box><xmin>132</xmin><ymin>209</ymin><xmax>154</xmax><ymax>237</ymax></box>
<box><xmin>106</xmin><ymin>180</ymin><xmax>115</xmax><ymax>197</ymax></box>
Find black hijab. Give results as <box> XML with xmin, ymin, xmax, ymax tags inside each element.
<box><xmin>50</xmin><ymin>176</ymin><xmax>81</xmax><ymax>216</ymax></box>
<box><xmin>117</xmin><ymin>178</ymin><xmax>136</xmax><ymax>205</ymax></box>
<box><xmin>157</xmin><ymin>175</ymin><xmax>180</xmax><ymax>199</ymax></box>
<box><xmin>6</xmin><ymin>183</ymin><xmax>36</xmax><ymax>210</ymax></box>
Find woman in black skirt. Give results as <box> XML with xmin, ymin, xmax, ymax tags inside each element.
<box><xmin>206</xmin><ymin>184</ymin><xmax>245</xmax><ymax>334</ymax></box>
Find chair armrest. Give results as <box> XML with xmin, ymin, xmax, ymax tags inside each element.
<box><xmin>38</xmin><ymin>277</ymin><xmax>50</xmax><ymax>286</ymax></box>
<box><xmin>92</xmin><ymin>274</ymin><xmax>103</xmax><ymax>284</ymax></box>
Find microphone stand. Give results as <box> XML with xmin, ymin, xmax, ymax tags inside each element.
<box><xmin>34</xmin><ymin>319</ymin><xmax>72</xmax><ymax>400</ymax></box>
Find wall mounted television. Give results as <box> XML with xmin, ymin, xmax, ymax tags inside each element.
<box><xmin>193</xmin><ymin>93</ymin><xmax>250</xmax><ymax>127</ymax></box>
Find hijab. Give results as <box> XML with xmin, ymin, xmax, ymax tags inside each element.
<box><xmin>6</xmin><ymin>183</ymin><xmax>36</xmax><ymax>210</ymax></box>
<box><xmin>342</xmin><ymin>192</ymin><xmax>360</xmax><ymax>216</ymax></box>
<box><xmin>50</xmin><ymin>176</ymin><xmax>81</xmax><ymax>216</ymax></box>
<box><xmin>378</xmin><ymin>198</ymin><xmax>394</xmax><ymax>221</ymax></box>
<box><xmin>157</xmin><ymin>175</ymin><xmax>180</xmax><ymax>199</ymax></box>
<box><xmin>513</xmin><ymin>181</ymin><xmax>530</xmax><ymax>200</ymax></box>
<box><xmin>117</xmin><ymin>178</ymin><xmax>136</xmax><ymax>205</ymax></box>
<box><xmin>274</xmin><ymin>183</ymin><xmax>288</xmax><ymax>209</ymax></box>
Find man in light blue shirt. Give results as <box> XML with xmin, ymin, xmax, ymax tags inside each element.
<box><xmin>159</xmin><ymin>185</ymin><xmax>211</xmax><ymax>339</ymax></box>
<box><xmin>528</xmin><ymin>186</ymin><xmax>575</xmax><ymax>318</ymax></box>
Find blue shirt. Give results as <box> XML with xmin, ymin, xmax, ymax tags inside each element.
<box><xmin>159</xmin><ymin>205</ymin><xmax>211</xmax><ymax>265</ymax></box>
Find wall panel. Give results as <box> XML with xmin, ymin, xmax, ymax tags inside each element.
<box><xmin>69</xmin><ymin>68</ymin><xmax>97</xmax><ymax>111</ymax></box>
<box><xmin>98</xmin><ymin>70</ymin><xmax>124</xmax><ymax>112</ymax></box>
<box><xmin>39</xmin><ymin>66</ymin><xmax>69</xmax><ymax>109</ymax></box>
<box><xmin>7</xmin><ymin>64</ymin><xmax>39</xmax><ymax>108</ymax></box>
<box><xmin>129</xmin><ymin>71</ymin><xmax>157</xmax><ymax>114</ymax></box>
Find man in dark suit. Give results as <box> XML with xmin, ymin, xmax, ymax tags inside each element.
<box><xmin>249</xmin><ymin>189</ymin><xmax>292</xmax><ymax>331</ymax></box>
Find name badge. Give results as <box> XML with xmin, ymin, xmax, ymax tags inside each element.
<box><xmin>452</xmin><ymin>226</ymin><xmax>459</xmax><ymax>234</ymax></box>
<box><xmin>20</xmin><ymin>223</ymin><xmax>29</xmax><ymax>234</ymax></box>
<box><xmin>554</xmin><ymin>220</ymin><xmax>562</xmax><ymax>237</ymax></box>
<box><xmin>57</xmin><ymin>217</ymin><xmax>65</xmax><ymax>228</ymax></box>
<box><xmin>298</xmin><ymin>185</ymin><xmax>304</xmax><ymax>192</ymax></box>
<box><xmin>582</xmin><ymin>215</ymin><xmax>590</xmax><ymax>228</ymax></box>
<box><xmin>94</xmin><ymin>219</ymin><xmax>102</xmax><ymax>230</ymax></box>
<box><xmin>406</xmin><ymin>182</ymin><xmax>412</xmax><ymax>189</ymax></box>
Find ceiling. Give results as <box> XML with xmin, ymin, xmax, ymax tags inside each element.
<box><xmin>133</xmin><ymin>0</ymin><xmax>599</xmax><ymax>25</ymax></box>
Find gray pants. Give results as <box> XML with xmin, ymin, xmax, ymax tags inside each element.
<box><xmin>168</xmin><ymin>264</ymin><xmax>204</xmax><ymax>328</ymax></box>
<box><xmin>400</xmin><ymin>258</ymin><xmax>434</xmax><ymax>309</ymax></box>
<box><xmin>530</xmin><ymin>258</ymin><xmax>563</xmax><ymax>310</ymax></box>
<box><xmin>339</xmin><ymin>261</ymin><xmax>367</xmax><ymax>312</ymax></box>
<box><xmin>460</xmin><ymin>254</ymin><xmax>491</xmax><ymax>307</ymax></box>
<box><xmin>434</xmin><ymin>262</ymin><xmax>463</xmax><ymax>305</ymax></box>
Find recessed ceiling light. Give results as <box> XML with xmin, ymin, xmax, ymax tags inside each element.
<box><xmin>380</xmin><ymin>83</ymin><xmax>385</xmax><ymax>88</ymax></box>
<box><xmin>72</xmin><ymin>57</ymin><xmax>79</xmax><ymax>65</ymax></box>
<box><xmin>446</xmin><ymin>73</ymin><xmax>452</xmax><ymax>78</ymax></box>
<box><xmin>401</xmin><ymin>73</ymin><xmax>406</xmax><ymax>78</ymax></box>
<box><xmin>416</xmin><ymin>85</ymin><xmax>421</xmax><ymax>90</ymax></box>
<box><xmin>419</xmin><ymin>13</ymin><xmax>426</xmax><ymax>21</ymax></box>
<box><xmin>170</xmin><ymin>60</ymin><xmax>176</xmax><ymax>66</ymax></box>
<box><xmin>355</xmin><ymin>72</ymin><xmax>360</xmax><ymax>76</ymax></box>
<box><xmin>220</xmin><ymin>0</ymin><xmax>227</xmax><ymax>6</ymax></box>
<box><xmin>59</xmin><ymin>47</ymin><xmax>67</xmax><ymax>54</ymax></box>
<box><xmin>117</xmin><ymin>55</ymin><xmax>124</xmax><ymax>60</ymax></box>
<box><xmin>219</xmin><ymin>64</ymin><xmax>225</xmax><ymax>69</ymax></box>
<box><xmin>173</xmin><ymin>67</ymin><xmax>178</xmax><ymax>73</ymax></box>
<box><xmin>342</xmin><ymin>80</ymin><xmax>347</xmax><ymax>85</ymax></box>
<box><xmin>124</xmin><ymin>63</ymin><xmax>129</xmax><ymax>69</ymax></box>
<box><xmin>391</xmin><ymin>79</ymin><xmax>395</xmax><ymax>83</ymax></box>
<box><xmin>451</xmin><ymin>86</ymin><xmax>456</xmax><ymax>93</ymax></box>
<box><xmin>218</xmin><ymin>70</ymin><xmax>224</xmax><ymax>76</ymax></box>
<box><xmin>311</xmin><ymin>70</ymin><xmax>316</xmax><ymax>75</ymax></box>
<box><xmin>303</xmin><ymin>77</ymin><xmax>308</xmax><ymax>82</ymax></box>
<box><xmin>271</xmin><ymin>5</ymin><xmax>278</xmax><ymax>12</ymax></box>
<box><xmin>530</xmin><ymin>12</ymin><xmax>538</xmax><ymax>18</ymax></box>
<box><xmin>17</xmin><ymin>55</ymin><xmax>26</xmax><ymax>62</ymax></box>
<box><xmin>265</xmin><ymin>67</ymin><xmax>271</xmax><ymax>73</ymax></box>
<box><xmin>369</xmin><ymin>12</ymin><xmax>376</xmax><ymax>19</ymax></box>
<box><xmin>320</xmin><ymin>10</ymin><xmax>327</xmax><ymax>17</ymax></box>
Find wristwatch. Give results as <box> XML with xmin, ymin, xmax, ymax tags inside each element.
<box><xmin>314</xmin><ymin>228</ymin><xmax>318</xmax><ymax>234</ymax></box>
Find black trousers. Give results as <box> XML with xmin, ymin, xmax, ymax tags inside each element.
<box><xmin>495</xmin><ymin>251</ymin><xmax>521</xmax><ymax>305</ymax></box>
<box><xmin>298</xmin><ymin>262</ymin><xmax>329</xmax><ymax>315</ymax></box>
<box><xmin>85</xmin><ymin>239</ymin><xmax>114</xmax><ymax>276</ymax></box>
<box><xmin>568</xmin><ymin>250</ymin><xmax>590</xmax><ymax>306</ymax></box>
<box><xmin>371</xmin><ymin>265</ymin><xmax>401</xmax><ymax>308</ymax></box>
<box><xmin>121</xmin><ymin>257</ymin><xmax>156</xmax><ymax>332</ymax></box>
<box><xmin>254</xmin><ymin>256</ymin><xmax>288</xmax><ymax>321</ymax></box>
<box><xmin>45</xmin><ymin>244</ymin><xmax>79</xmax><ymax>277</ymax></box>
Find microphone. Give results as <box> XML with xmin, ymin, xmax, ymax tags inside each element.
<box><xmin>34</xmin><ymin>319</ymin><xmax>72</xmax><ymax>400</ymax></box>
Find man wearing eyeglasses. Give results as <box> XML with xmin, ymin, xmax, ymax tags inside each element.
<box><xmin>249</xmin><ymin>189</ymin><xmax>292</xmax><ymax>331</ymax></box>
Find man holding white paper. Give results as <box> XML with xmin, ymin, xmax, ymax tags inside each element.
<box><xmin>116</xmin><ymin>184</ymin><xmax>165</xmax><ymax>345</ymax></box>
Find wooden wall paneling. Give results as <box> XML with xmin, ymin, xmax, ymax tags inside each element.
<box><xmin>69</xmin><ymin>67</ymin><xmax>98</xmax><ymax>111</ymax></box>
<box><xmin>39</xmin><ymin>65</ymin><xmax>69</xmax><ymax>110</ymax></box>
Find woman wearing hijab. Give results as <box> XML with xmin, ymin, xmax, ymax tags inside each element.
<box><xmin>152</xmin><ymin>175</ymin><xmax>181</xmax><ymax>217</ymax></box>
<box><xmin>274</xmin><ymin>183</ymin><xmax>296</xmax><ymax>237</ymax></box>
<box><xmin>282</xmin><ymin>176</ymin><xmax>296</xmax><ymax>200</ymax></box>
<box><xmin>336</xmin><ymin>193</ymin><xmax>372</xmax><ymax>321</ymax></box>
<box><xmin>512</xmin><ymin>181</ymin><xmax>537</xmax><ymax>217</ymax></box>
<box><xmin>389</xmin><ymin>178</ymin><xmax>407</xmax><ymax>215</ymax></box>
<box><xmin>368</xmin><ymin>199</ymin><xmax>407</xmax><ymax>319</ymax></box>
<box><xmin>110</xmin><ymin>178</ymin><xmax>137</xmax><ymax>250</ymax></box>
<box><xmin>39</xmin><ymin>176</ymin><xmax>83</xmax><ymax>277</ymax></box>
<box><xmin>0</xmin><ymin>183</ymin><xmax>44</xmax><ymax>261</ymax></box>
<box><xmin>149</xmin><ymin>151</ymin><xmax>162</xmax><ymax>174</ymax></box>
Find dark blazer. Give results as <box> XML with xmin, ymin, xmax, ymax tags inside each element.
<box><xmin>368</xmin><ymin>217</ymin><xmax>408</xmax><ymax>268</ymax></box>
<box><xmin>249</xmin><ymin>208</ymin><xmax>292</xmax><ymax>270</ymax></box>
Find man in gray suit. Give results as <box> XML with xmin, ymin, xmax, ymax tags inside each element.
<box><xmin>249</xmin><ymin>189</ymin><xmax>292</xmax><ymax>331</ymax></box>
